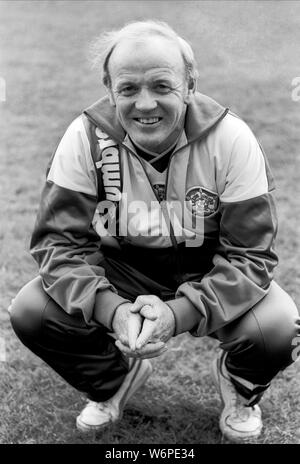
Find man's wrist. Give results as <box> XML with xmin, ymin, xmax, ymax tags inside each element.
<box><xmin>166</xmin><ymin>297</ymin><xmax>201</xmax><ymax>335</ymax></box>
<box><xmin>166</xmin><ymin>304</ymin><xmax>176</xmax><ymax>337</ymax></box>
<box><xmin>94</xmin><ymin>290</ymin><xmax>130</xmax><ymax>330</ymax></box>
<box><xmin>112</xmin><ymin>301</ymin><xmax>131</xmax><ymax>331</ymax></box>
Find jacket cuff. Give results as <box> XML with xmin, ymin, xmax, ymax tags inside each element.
<box><xmin>93</xmin><ymin>289</ymin><xmax>130</xmax><ymax>330</ymax></box>
<box><xmin>166</xmin><ymin>297</ymin><xmax>201</xmax><ymax>336</ymax></box>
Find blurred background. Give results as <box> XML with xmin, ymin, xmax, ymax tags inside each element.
<box><xmin>0</xmin><ymin>0</ymin><xmax>299</xmax><ymax>444</ymax></box>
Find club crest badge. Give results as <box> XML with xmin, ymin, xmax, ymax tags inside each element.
<box><xmin>153</xmin><ymin>183</ymin><xmax>166</xmax><ymax>202</ymax></box>
<box><xmin>186</xmin><ymin>186</ymin><xmax>219</xmax><ymax>217</ymax></box>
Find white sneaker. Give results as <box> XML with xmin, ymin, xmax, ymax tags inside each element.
<box><xmin>76</xmin><ymin>358</ymin><xmax>152</xmax><ymax>432</ymax></box>
<box><xmin>211</xmin><ymin>351</ymin><xmax>263</xmax><ymax>442</ymax></box>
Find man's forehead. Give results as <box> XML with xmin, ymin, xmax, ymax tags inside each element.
<box><xmin>109</xmin><ymin>36</ymin><xmax>185</xmax><ymax>76</ymax></box>
<box><xmin>113</xmin><ymin>68</ymin><xmax>178</xmax><ymax>84</ymax></box>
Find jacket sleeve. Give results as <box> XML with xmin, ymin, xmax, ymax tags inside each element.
<box><xmin>30</xmin><ymin>116</ymin><xmax>128</xmax><ymax>328</ymax></box>
<box><xmin>167</xmin><ymin>117</ymin><xmax>278</xmax><ymax>336</ymax></box>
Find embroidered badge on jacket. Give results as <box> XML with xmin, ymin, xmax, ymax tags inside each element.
<box><xmin>186</xmin><ymin>186</ymin><xmax>219</xmax><ymax>217</ymax></box>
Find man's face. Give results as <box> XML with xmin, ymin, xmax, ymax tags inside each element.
<box><xmin>107</xmin><ymin>36</ymin><xmax>191</xmax><ymax>153</ymax></box>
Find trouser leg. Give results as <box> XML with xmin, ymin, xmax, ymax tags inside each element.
<box><xmin>9</xmin><ymin>258</ymin><xmax>175</xmax><ymax>402</ymax></box>
<box><xmin>10</xmin><ymin>276</ymin><xmax>129</xmax><ymax>402</ymax></box>
<box><xmin>213</xmin><ymin>281</ymin><xmax>300</xmax><ymax>405</ymax></box>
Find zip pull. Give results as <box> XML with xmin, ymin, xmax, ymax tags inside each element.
<box><xmin>160</xmin><ymin>201</ymin><xmax>178</xmax><ymax>250</ymax></box>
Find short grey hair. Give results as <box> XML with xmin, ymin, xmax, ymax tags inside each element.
<box><xmin>89</xmin><ymin>20</ymin><xmax>198</xmax><ymax>89</ymax></box>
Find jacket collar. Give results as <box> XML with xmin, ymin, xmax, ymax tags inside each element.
<box><xmin>83</xmin><ymin>91</ymin><xmax>229</xmax><ymax>147</ymax></box>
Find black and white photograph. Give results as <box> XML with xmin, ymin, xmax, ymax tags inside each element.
<box><xmin>0</xmin><ymin>0</ymin><xmax>300</xmax><ymax>449</ymax></box>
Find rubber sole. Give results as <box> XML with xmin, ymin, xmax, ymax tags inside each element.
<box><xmin>211</xmin><ymin>356</ymin><xmax>263</xmax><ymax>443</ymax></box>
<box><xmin>76</xmin><ymin>360</ymin><xmax>152</xmax><ymax>433</ymax></box>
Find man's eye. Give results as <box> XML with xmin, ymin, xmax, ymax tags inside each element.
<box><xmin>154</xmin><ymin>84</ymin><xmax>172</xmax><ymax>94</ymax></box>
<box><xmin>118</xmin><ymin>86</ymin><xmax>137</xmax><ymax>96</ymax></box>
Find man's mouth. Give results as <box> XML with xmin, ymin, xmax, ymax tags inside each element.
<box><xmin>134</xmin><ymin>117</ymin><xmax>162</xmax><ymax>125</ymax></box>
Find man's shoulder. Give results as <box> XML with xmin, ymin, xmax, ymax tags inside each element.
<box><xmin>64</xmin><ymin>114</ymin><xmax>86</xmax><ymax>135</ymax></box>
<box><xmin>204</xmin><ymin>111</ymin><xmax>259</xmax><ymax>152</ymax></box>
<box><xmin>214</xmin><ymin>111</ymin><xmax>254</xmax><ymax>136</ymax></box>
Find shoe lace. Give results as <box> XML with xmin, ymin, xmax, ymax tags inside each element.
<box><xmin>226</xmin><ymin>387</ymin><xmax>257</xmax><ymax>422</ymax></box>
<box><xmin>88</xmin><ymin>400</ymin><xmax>116</xmax><ymax>419</ymax></box>
<box><xmin>231</xmin><ymin>401</ymin><xmax>253</xmax><ymax>422</ymax></box>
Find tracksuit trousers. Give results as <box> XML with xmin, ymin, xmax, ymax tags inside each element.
<box><xmin>10</xmin><ymin>254</ymin><xmax>300</xmax><ymax>406</ymax></box>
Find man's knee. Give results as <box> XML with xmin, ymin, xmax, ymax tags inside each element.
<box><xmin>10</xmin><ymin>276</ymin><xmax>49</xmax><ymax>341</ymax></box>
<box><xmin>224</xmin><ymin>281</ymin><xmax>299</xmax><ymax>364</ymax></box>
<box><xmin>218</xmin><ymin>281</ymin><xmax>299</xmax><ymax>363</ymax></box>
<box><xmin>250</xmin><ymin>281</ymin><xmax>300</xmax><ymax>364</ymax></box>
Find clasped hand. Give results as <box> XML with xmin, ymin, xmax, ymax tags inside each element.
<box><xmin>112</xmin><ymin>295</ymin><xmax>175</xmax><ymax>359</ymax></box>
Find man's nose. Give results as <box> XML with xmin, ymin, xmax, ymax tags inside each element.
<box><xmin>135</xmin><ymin>88</ymin><xmax>157</xmax><ymax>111</ymax></box>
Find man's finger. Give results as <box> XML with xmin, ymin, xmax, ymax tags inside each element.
<box><xmin>118</xmin><ymin>334</ymin><xmax>129</xmax><ymax>346</ymax></box>
<box><xmin>136</xmin><ymin>318</ymin><xmax>157</xmax><ymax>350</ymax></box>
<box><xmin>116</xmin><ymin>339</ymin><xmax>165</xmax><ymax>358</ymax></box>
<box><xmin>128</xmin><ymin>313</ymin><xmax>142</xmax><ymax>351</ymax></box>
<box><xmin>130</xmin><ymin>295</ymin><xmax>156</xmax><ymax>313</ymax></box>
<box><xmin>140</xmin><ymin>305</ymin><xmax>157</xmax><ymax>321</ymax></box>
<box><xmin>135</xmin><ymin>342</ymin><xmax>167</xmax><ymax>359</ymax></box>
<box><xmin>136</xmin><ymin>345</ymin><xmax>168</xmax><ymax>360</ymax></box>
<box><xmin>115</xmin><ymin>340</ymin><xmax>137</xmax><ymax>357</ymax></box>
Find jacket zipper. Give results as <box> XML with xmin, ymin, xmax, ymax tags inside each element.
<box><xmin>85</xmin><ymin>108</ymin><xmax>229</xmax><ymax>282</ymax></box>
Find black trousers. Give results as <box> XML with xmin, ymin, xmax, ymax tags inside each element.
<box><xmin>10</xmin><ymin>255</ymin><xmax>300</xmax><ymax>403</ymax></box>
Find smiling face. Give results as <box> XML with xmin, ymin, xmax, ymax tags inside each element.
<box><xmin>107</xmin><ymin>36</ymin><xmax>192</xmax><ymax>153</ymax></box>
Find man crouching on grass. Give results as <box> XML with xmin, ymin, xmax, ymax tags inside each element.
<box><xmin>9</xmin><ymin>20</ymin><xmax>300</xmax><ymax>443</ymax></box>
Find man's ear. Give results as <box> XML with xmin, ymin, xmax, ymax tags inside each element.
<box><xmin>188</xmin><ymin>77</ymin><xmax>196</xmax><ymax>92</ymax></box>
<box><xmin>107</xmin><ymin>88</ymin><xmax>116</xmax><ymax>107</ymax></box>
<box><xmin>184</xmin><ymin>78</ymin><xmax>196</xmax><ymax>103</ymax></box>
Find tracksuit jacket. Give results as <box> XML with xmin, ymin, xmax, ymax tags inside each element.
<box><xmin>30</xmin><ymin>92</ymin><xmax>278</xmax><ymax>337</ymax></box>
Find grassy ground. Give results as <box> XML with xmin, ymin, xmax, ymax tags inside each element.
<box><xmin>0</xmin><ymin>0</ymin><xmax>300</xmax><ymax>444</ymax></box>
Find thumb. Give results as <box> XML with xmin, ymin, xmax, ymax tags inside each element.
<box><xmin>136</xmin><ymin>318</ymin><xmax>156</xmax><ymax>350</ymax></box>
<box><xmin>140</xmin><ymin>305</ymin><xmax>157</xmax><ymax>321</ymax></box>
<box><xmin>130</xmin><ymin>295</ymin><xmax>155</xmax><ymax>313</ymax></box>
<box><xmin>128</xmin><ymin>313</ymin><xmax>142</xmax><ymax>351</ymax></box>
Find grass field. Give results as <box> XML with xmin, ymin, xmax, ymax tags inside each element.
<box><xmin>0</xmin><ymin>0</ymin><xmax>300</xmax><ymax>445</ymax></box>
